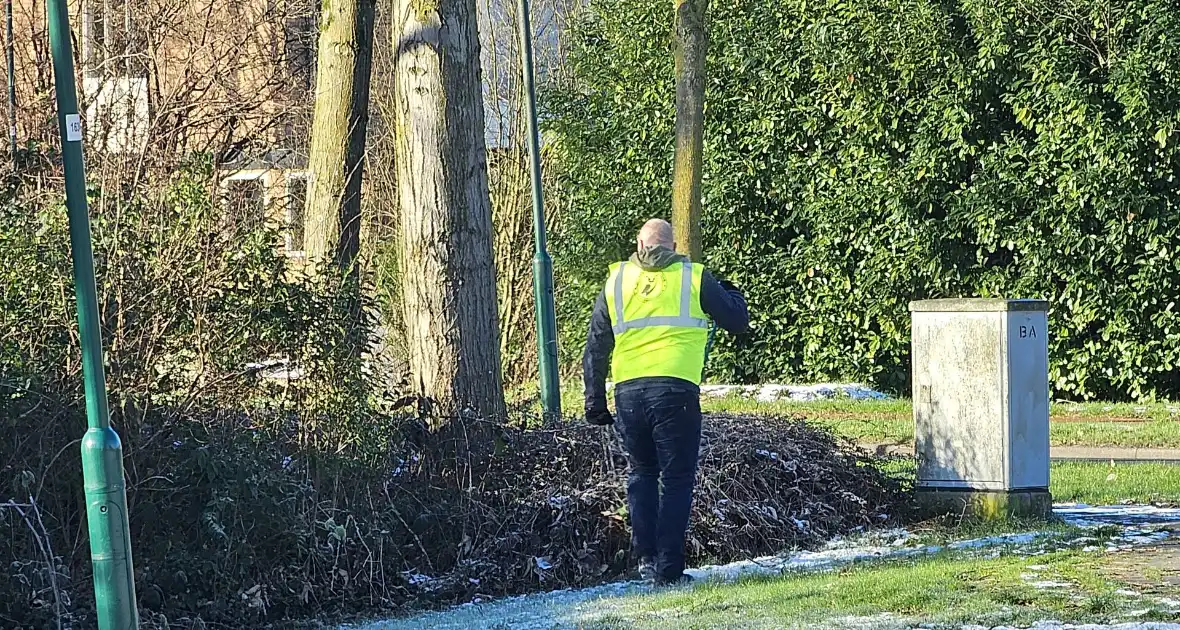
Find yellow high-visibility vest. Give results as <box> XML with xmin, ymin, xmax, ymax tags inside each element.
<box><xmin>604</xmin><ymin>260</ymin><xmax>709</xmax><ymax>385</ymax></box>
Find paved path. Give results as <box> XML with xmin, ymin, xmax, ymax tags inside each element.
<box><xmin>861</xmin><ymin>443</ymin><xmax>1180</xmax><ymax>462</ymax></box>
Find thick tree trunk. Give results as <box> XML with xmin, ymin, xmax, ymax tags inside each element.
<box><xmin>304</xmin><ymin>0</ymin><xmax>375</xmax><ymax>271</ymax></box>
<box><xmin>391</xmin><ymin>0</ymin><xmax>506</xmax><ymax>420</ymax></box>
<box><xmin>671</xmin><ymin>0</ymin><xmax>708</xmax><ymax>261</ymax></box>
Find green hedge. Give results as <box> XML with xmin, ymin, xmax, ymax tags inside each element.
<box><xmin>546</xmin><ymin>0</ymin><xmax>1180</xmax><ymax>400</ymax></box>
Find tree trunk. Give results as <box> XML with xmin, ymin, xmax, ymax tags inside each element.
<box><xmin>391</xmin><ymin>0</ymin><xmax>506</xmax><ymax>420</ymax></box>
<box><xmin>304</xmin><ymin>0</ymin><xmax>375</xmax><ymax>271</ymax></box>
<box><xmin>671</xmin><ymin>0</ymin><xmax>708</xmax><ymax>261</ymax></box>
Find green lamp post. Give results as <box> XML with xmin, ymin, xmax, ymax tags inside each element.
<box><xmin>46</xmin><ymin>0</ymin><xmax>139</xmax><ymax>627</ymax></box>
<box><xmin>516</xmin><ymin>0</ymin><xmax>562</xmax><ymax>419</ymax></box>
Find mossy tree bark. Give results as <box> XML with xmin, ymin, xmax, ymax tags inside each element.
<box><xmin>390</xmin><ymin>0</ymin><xmax>506</xmax><ymax>420</ymax></box>
<box><xmin>304</xmin><ymin>0</ymin><xmax>376</xmax><ymax>272</ymax></box>
<box><xmin>671</xmin><ymin>0</ymin><xmax>708</xmax><ymax>261</ymax></box>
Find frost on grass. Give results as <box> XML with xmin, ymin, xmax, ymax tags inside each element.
<box><xmin>973</xmin><ymin>623</ymin><xmax>1180</xmax><ymax>629</ymax></box>
<box><xmin>698</xmin><ymin>383</ymin><xmax>890</xmax><ymax>402</ymax></box>
<box><xmin>348</xmin><ymin>504</ymin><xmax>1180</xmax><ymax>630</ymax></box>
<box><xmin>1056</xmin><ymin>505</ymin><xmax>1180</xmax><ymax>528</ymax></box>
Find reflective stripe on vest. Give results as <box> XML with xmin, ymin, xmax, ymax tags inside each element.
<box><xmin>611</xmin><ymin>261</ymin><xmax>709</xmax><ymax>335</ymax></box>
<box><xmin>605</xmin><ymin>259</ymin><xmax>710</xmax><ymax>385</ymax></box>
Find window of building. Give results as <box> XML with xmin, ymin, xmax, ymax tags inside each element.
<box><xmin>82</xmin><ymin>0</ymin><xmax>148</xmax><ymax>79</ymax></box>
<box><xmin>284</xmin><ymin>10</ymin><xmax>317</xmax><ymax>93</ymax></box>
<box><xmin>284</xmin><ymin>173</ymin><xmax>308</xmax><ymax>256</ymax></box>
<box><xmin>81</xmin><ymin>0</ymin><xmax>150</xmax><ymax>153</ymax></box>
<box><xmin>222</xmin><ymin>172</ymin><xmax>269</xmax><ymax>235</ymax></box>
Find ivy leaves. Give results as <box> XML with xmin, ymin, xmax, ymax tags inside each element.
<box><xmin>549</xmin><ymin>0</ymin><xmax>1180</xmax><ymax>400</ymax></box>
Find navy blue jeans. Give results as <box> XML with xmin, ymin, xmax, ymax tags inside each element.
<box><xmin>614</xmin><ymin>381</ymin><xmax>702</xmax><ymax>580</ymax></box>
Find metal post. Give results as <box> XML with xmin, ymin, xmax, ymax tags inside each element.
<box><xmin>5</xmin><ymin>0</ymin><xmax>15</xmax><ymax>162</ymax></box>
<box><xmin>516</xmin><ymin>0</ymin><xmax>561</xmax><ymax>419</ymax></box>
<box><xmin>46</xmin><ymin>0</ymin><xmax>139</xmax><ymax>627</ymax></box>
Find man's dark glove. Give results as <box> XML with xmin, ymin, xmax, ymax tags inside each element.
<box><xmin>586</xmin><ymin>407</ymin><xmax>615</xmax><ymax>426</ymax></box>
<box><xmin>718</xmin><ymin>278</ymin><xmax>739</xmax><ymax>293</ymax></box>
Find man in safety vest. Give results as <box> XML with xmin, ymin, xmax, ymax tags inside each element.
<box><xmin>583</xmin><ymin>218</ymin><xmax>749</xmax><ymax>586</ymax></box>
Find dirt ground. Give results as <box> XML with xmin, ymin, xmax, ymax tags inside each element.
<box><xmin>1107</xmin><ymin>537</ymin><xmax>1180</xmax><ymax>593</ymax></box>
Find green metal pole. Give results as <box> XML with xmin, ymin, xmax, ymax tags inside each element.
<box><xmin>46</xmin><ymin>1</ymin><xmax>139</xmax><ymax>627</ymax></box>
<box><xmin>516</xmin><ymin>0</ymin><xmax>561</xmax><ymax>419</ymax></box>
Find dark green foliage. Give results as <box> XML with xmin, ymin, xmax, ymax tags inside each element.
<box><xmin>0</xmin><ymin>156</ymin><xmax>393</xmax><ymax>627</ymax></box>
<box><xmin>547</xmin><ymin>0</ymin><xmax>1180</xmax><ymax>400</ymax></box>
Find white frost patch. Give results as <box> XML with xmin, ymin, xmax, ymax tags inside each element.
<box><xmin>348</xmin><ymin>505</ymin><xmax>1180</xmax><ymax>630</ymax></box>
<box><xmin>399</xmin><ymin>571</ymin><xmax>445</xmax><ymax>593</ymax></box>
<box><xmin>1026</xmin><ymin>580</ymin><xmax>1074</xmax><ymax>589</ymax></box>
<box><xmin>1021</xmin><ymin>564</ymin><xmax>1074</xmax><ymax>590</ymax></box>
<box><xmin>1056</xmin><ymin>504</ymin><xmax>1180</xmax><ymax>528</ymax></box>
<box><xmin>982</xmin><ymin>623</ymin><xmax>1180</xmax><ymax>629</ymax></box>
<box><xmin>548</xmin><ymin>495</ymin><xmax>571</xmax><ymax>509</ymax></box>
<box><xmin>817</xmin><ymin>613</ymin><xmax>903</xmax><ymax>629</ymax></box>
<box><xmin>400</xmin><ymin>572</ymin><xmax>432</xmax><ymax>586</ymax></box>
<box><xmin>698</xmin><ymin>382</ymin><xmax>890</xmax><ymax>402</ymax></box>
<box><xmin>679</xmin><ymin>529</ymin><xmax>1062</xmax><ymax>584</ymax></box>
<box><xmin>949</xmin><ymin>532</ymin><xmax>1043</xmax><ymax>550</ymax></box>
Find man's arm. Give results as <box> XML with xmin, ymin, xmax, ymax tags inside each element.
<box><xmin>582</xmin><ymin>291</ymin><xmax>615</xmax><ymax>416</ymax></box>
<box><xmin>700</xmin><ymin>271</ymin><xmax>750</xmax><ymax>334</ymax></box>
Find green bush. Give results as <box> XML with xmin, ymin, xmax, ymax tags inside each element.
<box><xmin>546</xmin><ymin>0</ymin><xmax>1180</xmax><ymax>400</ymax></box>
<box><xmin>0</xmin><ymin>156</ymin><xmax>398</xmax><ymax>627</ymax></box>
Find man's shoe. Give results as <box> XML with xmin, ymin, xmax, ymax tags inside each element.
<box><xmin>653</xmin><ymin>572</ymin><xmax>694</xmax><ymax>587</ymax></box>
<box><xmin>638</xmin><ymin>558</ymin><xmax>657</xmax><ymax>582</ymax></box>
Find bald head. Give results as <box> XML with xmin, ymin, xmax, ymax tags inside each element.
<box><xmin>637</xmin><ymin>219</ymin><xmax>675</xmax><ymax>251</ymax></box>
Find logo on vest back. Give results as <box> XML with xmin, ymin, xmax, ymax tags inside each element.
<box><xmin>635</xmin><ymin>272</ymin><xmax>666</xmax><ymax>301</ymax></box>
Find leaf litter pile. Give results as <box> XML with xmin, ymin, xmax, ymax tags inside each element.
<box><xmin>394</xmin><ymin>414</ymin><xmax>910</xmax><ymax>607</ymax></box>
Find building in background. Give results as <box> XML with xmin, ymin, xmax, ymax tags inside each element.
<box><xmin>2</xmin><ymin>0</ymin><xmax>570</xmax><ymax>255</ymax></box>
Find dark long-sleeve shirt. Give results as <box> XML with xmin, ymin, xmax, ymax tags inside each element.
<box><xmin>582</xmin><ymin>265</ymin><xmax>749</xmax><ymax>414</ymax></box>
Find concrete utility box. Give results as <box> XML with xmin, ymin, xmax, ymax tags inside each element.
<box><xmin>909</xmin><ymin>298</ymin><xmax>1051</xmax><ymax>519</ymax></box>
